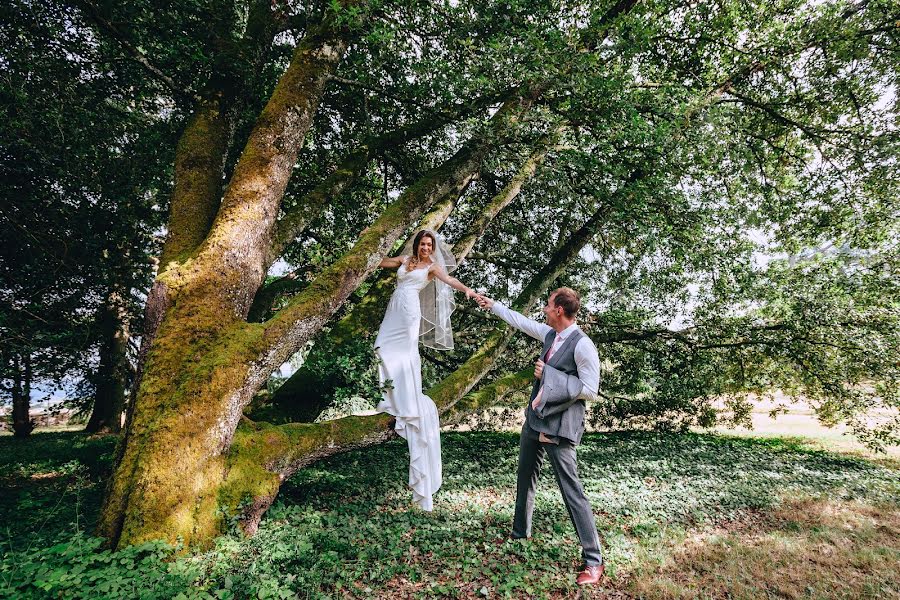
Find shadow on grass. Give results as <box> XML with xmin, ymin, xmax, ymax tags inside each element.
<box><xmin>0</xmin><ymin>431</ymin><xmax>116</xmax><ymax>551</ymax></box>
<box><xmin>251</xmin><ymin>431</ymin><xmax>898</xmax><ymax>598</ymax></box>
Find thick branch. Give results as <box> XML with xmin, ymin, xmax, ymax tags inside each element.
<box><xmin>253</xmin><ymin>95</ymin><xmax>535</xmax><ymax>377</ymax></box>
<box><xmin>264</xmin><ymin>134</ymin><xmax>555</xmax><ymax>421</ymax></box>
<box><xmin>158</xmin><ymin>100</ymin><xmax>231</xmax><ymax>269</ymax></box>
<box><xmin>160</xmin><ymin>0</ymin><xmax>284</xmax><ymax>269</ymax></box>
<box><xmin>453</xmin><ymin>130</ymin><xmax>562</xmax><ymax>260</ymax></box>
<box><xmin>442</xmin><ymin>369</ymin><xmax>533</xmax><ymax>424</ymax></box>
<box><xmin>161</xmin><ymin>14</ymin><xmax>357</xmax><ymax>323</ymax></box>
<box><xmin>269</xmin><ymin>88</ymin><xmax>518</xmax><ymax>262</ymax></box>
<box><xmin>246</xmin><ymin>271</ymin><xmax>310</xmax><ymax>322</ymax></box>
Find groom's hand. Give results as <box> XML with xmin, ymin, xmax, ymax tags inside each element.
<box><xmin>534</xmin><ymin>359</ymin><xmax>544</xmax><ymax>380</ymax></box>
<box><xmin>476</xmin><ymin>294</ymin><xmax>494</xmax><ymax>309</ymax></box>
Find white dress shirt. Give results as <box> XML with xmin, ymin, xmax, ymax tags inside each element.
<box><xmin>491</xmin><ymin>301</ymin><xmax>600</xmax><ymax>402</ymax></box>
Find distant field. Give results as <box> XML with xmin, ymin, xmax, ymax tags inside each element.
<box><xmin>449</xmin><ymin>391</ymin><xmax>900</xmax><ymax>464</ymax></box>
<box><xmin>703</xmin><ymin>392</ymin><xmax>900</xmax><ymax>462</ymax></box>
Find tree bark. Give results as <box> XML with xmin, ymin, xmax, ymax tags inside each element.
<box><xmin>11</xmin><ymin>354</ymin><xmax>33</xmax><ymax>438</ymax></box>
<box><xmin>126</xmin><ymin>0</ymin><xmax>285</xmax><ymax>432</ymax></box>
<box><xmin>85</xmin><ymin>290</ymin><xmax>130</xmax><ymax>434</ymax></box>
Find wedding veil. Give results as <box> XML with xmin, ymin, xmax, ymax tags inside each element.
<box><xmin>401</xmin><ymin>230</ymin><xmax>458</xmax><ymax>351</ymax></box>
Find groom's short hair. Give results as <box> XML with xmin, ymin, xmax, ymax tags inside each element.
<box><xmin>551</xmin><ymin>287</ymin><xmax>580</xmax><ymax>318</ymax></box>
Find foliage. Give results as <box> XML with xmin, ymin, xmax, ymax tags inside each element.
<box><xmin>302</xmin><ymin>336</ymin><xmax>387</xmax><ymax>420</ymax></box>
<box><xmin>0</xmin><ymin>0</ymin><xmax>173</xmax><ymax>420</ymax></box>
<box><xmin>1</xmin><ymin>535</ymin><xmax>200</xmax><ymax>600</ymax></box>
<box><xmin>254</xmin><ymin>334</ymin><xmax>387</xmax><ymax>422</ymax></box>
<box><xmin>2</xmin><ymin>430</ymin><xmax>897</xmax><ymax>598</ymax></box>
<box><xmin>583</xmin><ymin>245</ymin><xmax>900</xmax><ymax>449</ymax></box>
<box><xmin>0</xmin><ymin>433</ymin><xmax>116</xmax><ymax>550</ymax></box>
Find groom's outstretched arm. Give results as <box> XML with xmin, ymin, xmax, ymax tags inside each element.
<box><xmin>485</xmin><ymin>300</ymin><xmax>553</xmax><ymax>342</ymax></box>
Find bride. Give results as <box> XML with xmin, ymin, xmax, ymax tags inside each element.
<box><xmin>376</xmin><ymin>229</ymin><xmax>477</xmax><ymax>511</ymax></box>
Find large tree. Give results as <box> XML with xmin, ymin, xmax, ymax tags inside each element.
<box><xmin>6</xmin><ymin>0</ymin><xmax>894</xmax><ymax>549</ymax></box>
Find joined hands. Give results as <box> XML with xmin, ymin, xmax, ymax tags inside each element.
<box><xmin>474</xmin><ymin>293</ymin><xmax>494</xmax><ymax>310</ymax></box>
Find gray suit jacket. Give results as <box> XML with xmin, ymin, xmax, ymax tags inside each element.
<box><xmin>526</xmin><ymin>329</ymin><xmax>588</xmax><ymax>445</ymax></box>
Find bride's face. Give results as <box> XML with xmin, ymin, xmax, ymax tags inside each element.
<box><xmin>417</xmin><ymin>236</ymin><xmax>434</xmax><ymax>260</ymax></box>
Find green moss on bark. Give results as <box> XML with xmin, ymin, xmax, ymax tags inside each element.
<box><xmin>444</xmin><ymin>369</ymin><xmax>532</xmax><ymax>422</ymax></box>
<box><xmin>160</xmin><ymin>100</ymin><xmax>230</xmax><ymax>271</ymax></box>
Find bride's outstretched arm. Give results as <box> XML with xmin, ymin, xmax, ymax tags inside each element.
<box><xmin>379</xmin><ymin>255</ymin><xmax>405</xmax><ymax>269</ymax></box>
<box><xmin>430</xmin><ymin>265</ymin><xmax>477</xmax><ymax>299</ymax></box>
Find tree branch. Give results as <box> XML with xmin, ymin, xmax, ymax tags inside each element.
<box><xmin>453</xmin><ymin>128</ymin><xmax>563</xmax><ymax>261</ymax></box>
<box><xmin>263</xmin><ymin>131</ymin><xmax>557</xmax><ymax>422</ymax></box>
<box><xmin>327</xmin><ymin>74</ymin><xmax>454</xmax><ymax>116</ymax></box>
<box><xmin>254</xmin><ymin>94</ymin><xmax>536</xmax><ymax>381</ymax></box>
<box><xmin>269</xmin><ymin>87</ymin><xmax>519</xmax><ymax>262</ymax></box>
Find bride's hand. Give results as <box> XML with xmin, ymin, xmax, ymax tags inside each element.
<box><xmin>465</xmin><ymin>288</ymin><xmax>477</xmax><ymax>300</ymax></box>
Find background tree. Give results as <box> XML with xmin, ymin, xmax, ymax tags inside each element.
<box><xmin>0</xmin><ymin>0</ymin><xmax>173</xmax><ymax>434</ymax></box>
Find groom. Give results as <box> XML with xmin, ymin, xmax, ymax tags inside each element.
<box><xmin>477</xmin><ymin>288</ymin><xmax>604</xmax><ymax>585</ymax></box>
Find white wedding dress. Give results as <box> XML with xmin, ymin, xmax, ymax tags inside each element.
<box><xmin>375</xmin><ymin>257</ymin><xmax>442</xmax><ymax>511</ymax></box>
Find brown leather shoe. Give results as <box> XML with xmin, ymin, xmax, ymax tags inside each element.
<box><xmin>575</xmin><ymin>564</ymin><xmax>604</xmax><ymax>585</ymax></box>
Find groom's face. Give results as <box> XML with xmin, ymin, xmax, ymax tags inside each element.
<box><xmin>543</xmin><ymin>293</ymin><xmax>563</xmax><ymax>327</ymax></box>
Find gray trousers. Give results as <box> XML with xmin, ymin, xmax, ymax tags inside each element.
<box><xmin>512</xmin><ymin>423</ymin><xmax>603</xmax><ymax>566</ymax></box>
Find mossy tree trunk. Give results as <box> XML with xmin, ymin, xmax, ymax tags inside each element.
<box><xmin>97</xmin><ymin>13</ymin><xmax>360</xmax><ymax>548</ymax></box>
<box><xmin>126</xmin><ymin>0</ymin><xmax>285</xmax><ymax>428</ymax></box>
<box><xmin>97</xmin><ymin>17</ymin><xmax>538</xmax><ymax>545</ymax></box>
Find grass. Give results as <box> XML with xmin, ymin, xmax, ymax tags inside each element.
<box><xmin>0</xmin><ymin>432</ymin><xmax>115</xmax><ymax>551</ymax></box>
<box><xmin>0</xmin><ymin>429</ymin><xmax>897</xmax><ymax>598</ymax></box>
<box><xmin>628</xmin><ymin>497</ymin><xmax>899</xmax><ymax>599</ymax></box>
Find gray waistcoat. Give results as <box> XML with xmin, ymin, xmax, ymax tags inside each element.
<box><xmin>525</xmin><ymin>328</ymin><xmax>586</xmax><ymax>444</ymax></box>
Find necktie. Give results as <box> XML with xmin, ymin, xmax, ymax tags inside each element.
<box><xmin>545</xmin><ymin>334</ymin><xmax>562</xmax><ymax>362</ymax></box>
